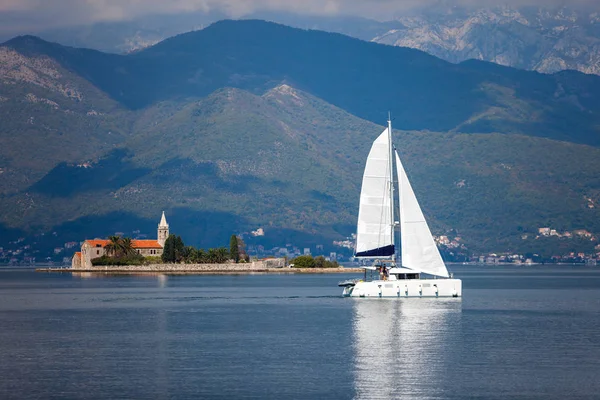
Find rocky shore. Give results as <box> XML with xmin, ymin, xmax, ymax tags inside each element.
<box><xmin>36</xmin><ymin>262</ymin><xmax>363</xmax><ymax>275</ymax></box>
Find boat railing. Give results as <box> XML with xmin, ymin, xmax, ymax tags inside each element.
<box><xmin>337</xmin><ymin>278</ymin><xmax>363</xmax><ymax>287</ymax></box>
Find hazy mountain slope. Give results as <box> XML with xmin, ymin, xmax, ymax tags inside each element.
<box><xmin>28</xmin><ymin>12</ymin><xmax>400</xmax><ymax>54</ymax></box>
<box><xmin>131</xmin><ymin>87</ymin><xmax>600</xmax><ymax>252</ymax></box>
<box><xmin>397</xmin><ymin>130</ymin><xmax>600</xmax><ymax>252</ymax></box>
<box><xmin>5</xmin><ymin>20</ymin><xmax>600</xmax><ymax>147</ymax></box>
<box><xmin>2</xmin><ymin>22</ymin><xmax>600</xmax><ymax>254</ymax></box>
<box><xmin>33</xmin><ymin>11</ymin><xmax>227</xmax><ymax>54</ymax></box>
<box><xmin>93</xmin><ymin>20</ymin><xmax>600</xmax><ymax>146</ymax></box>
<box><xmin>24</xmin><ymin>6</ymin><xmax>600</xmax><ymax>77</ymax></box>
<box><xmin>375</xmin><ymin>6</ymin><xmax>600</xmax><ymax>76</ymax></box>
<box><xmin>0</xmin><ymin>84</ymin><xmax>381</xmax><ymax>248</ymax></box>
<box><xmin>121</xmin><ymin>85</ymin><xmax>374</xmax><ymax>233</ymax></box>
<box><xmin>2</xmin><ymin>82</ymin><xmax>600</xmax><ymax>253</ymax></box>
<box><xmin>0</xmin><ymin>41</ymin><xmax>131</xmax><ymax>195</ymax></box>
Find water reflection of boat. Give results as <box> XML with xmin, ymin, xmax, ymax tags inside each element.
<box><xmin>352</xmin><ymin>299</ymin><xmax>461</xmax><ymax>399</ymax></box>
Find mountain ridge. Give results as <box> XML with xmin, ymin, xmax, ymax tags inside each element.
<box><xmin>1</xmin><ymin>20</ymin><xmax>600</xmax><ymax>257</ymax></box>
<box><xmin>4</xmin><ymin>20</ymin><xmax>600</xmax><ymax>147</ymax></box>
<box><xmin>16</xmin><ymin>5</ymin><xmax>600</xmax><ymax>77</ymax></box>
<box><xmin>2</xmin><ymin>82</ymin><xmax>600</xmax><ymax>255</ymax></box>
<box><xmin>376</xmin><ymin>5</ymin><xmax>600</xmax><ymax>76</ymax></box>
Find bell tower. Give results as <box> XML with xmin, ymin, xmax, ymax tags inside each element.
<box><xmin>157</xmin><ymin>211</ymin><xmax>169</xmax><ymax>247</ymax></box>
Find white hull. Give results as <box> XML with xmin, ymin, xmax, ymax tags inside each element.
<box><xmin>343</xmin><ymin>278</ymin><xmax>462</xmax><ymax>298</ymax></box>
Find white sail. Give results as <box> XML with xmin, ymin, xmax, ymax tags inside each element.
<box><xmin>396</xmin><ymin>150</ymin><xmax>449</xmax><ymax>278</ymax></box>
<box><xmin>355</xmin><ymin>129</ymin><xmax>394</xmax><ymax>257</ymax></box>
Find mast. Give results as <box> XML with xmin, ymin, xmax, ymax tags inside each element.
<box><xmin>388</xmin><ymin>112</ymin><xmax>395</xmax><ymax>265</ymax></box>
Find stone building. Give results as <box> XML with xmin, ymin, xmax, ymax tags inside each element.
<box><xmin>72</xmin><ymin>212</ymin><xmax>170</xmax><ymax>268</ymax></box>
<box><xmin>157</xmin><ymin>211</ymin><xmax>169</xmax><ymax>246</ymax></box>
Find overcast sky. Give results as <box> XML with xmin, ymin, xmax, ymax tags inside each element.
<box><xmin>0</xmin><ymin>0</ymin><xmax>596</xmax><ymax>33</ymax></box>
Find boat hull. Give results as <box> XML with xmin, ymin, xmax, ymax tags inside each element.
<box><xmin>342</xmin><ymin>278</ymin><xmax>462</xmax><ymax>298</ymax></box>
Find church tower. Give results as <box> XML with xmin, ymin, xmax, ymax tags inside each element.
<box><xmin>157</xmin><ymin>211</ymin><xmax>169</xmax><ymax>247</ymax></box>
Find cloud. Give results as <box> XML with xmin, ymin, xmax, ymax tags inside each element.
<box><xmin>0</xmin><ymin>0</ymin><xmax>597</xmax><ymax>33</ymax></box>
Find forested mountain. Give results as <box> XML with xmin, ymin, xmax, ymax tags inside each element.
<box><xmin>26</xmin><ymin>5</ymin><xmax>600</xmax><ymax>77</ymax></box>
<box><xmin>1</xmin><ymin>20</ymin><xmax>600</xmax><ymax>255</ymax></box>
<box><xmin>6</xmin><ymin>20</ymin><xmax>600</xmax><ymax>145</ymax></box>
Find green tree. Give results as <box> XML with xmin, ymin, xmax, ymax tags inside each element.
<box><xmin>215</xmin><ymin>247</ymin><xmax>229</xmax><ymax>263</ymax></box>
<box><xmin>230</xmin><ymin>235</ymin><xmax>239</xmax><ymax>263</ymax></box>
<box><xmin>182</xmin><ymin>246</ymin><xmax>195</xmax><ymax>263</ymax></box>
<box><xmin>208</xmin><ymin>247</ymin><xmax>229</xmax><ymax>263</ymax></box>
<box><xmin>290</xmin><ymin>255</ymin><xmax>338</xmax><ymax>268</ymax></box>
<box><xmin>162</xmin><ymin>234</ymin><xmax>177</xmax><ymax>263</ymax></box>
<box><xmin>104</xmin><ymin>235</ymin><xmax>123</xmax><ymax>257</ymax></box>
<box><xmin>314</xmin><ymin>255</ymin><xmax>326</xmax><ymax>268</ymax></box>
<box><xmin>173</xmin><ymin>235</ymin><xmax>185</xmax><ymax>262</ymax></box>
<box><xmin>196</xmin><ymin>249</ymin><xmax>207</xmax><ymax>263</ymax></box>
<box><xmin>237</xmin><ymin>236</ymin><xmax>249</xmax><ymax>262</ymax></box>
<box><xmin>92</xmin><ymin>253</ymin><xmax>144</xmax><ymax>266</ymax></box>
<box><xmin>121</xmin><ymin>237</ymin><xmax>135</xmax><ymax>256</ymax></box>
<box><xmin>100</xmin><ymin>235</ymin><xmax>143</xmax><ymax>265</ymax></box>
<box><xmin>291</xmin><ymin>255</ymin><xmax>316</xmax><ymax>268</ymax></box>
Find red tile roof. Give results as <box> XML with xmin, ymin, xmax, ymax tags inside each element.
<box><xmin>131</xmin><ymin>240</ymin><xmax>162</xmax><ymax>249</ymax></box>
<box><xmin>84</xmin><ymin>239</ymin><xmax>162</xmax><ymax>249</ymax></box>
<box><xmin>74</xmin><ymin>252</ymin><xmax>82</xmax><ymax>259</ymax></box>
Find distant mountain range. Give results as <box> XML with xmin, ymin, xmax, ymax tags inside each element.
<box><xmin>21</xmin><ymin>6</ymin><xmax>600</xmax><ymax>76</ymax></box>
<box><xmin>1</xmin><ymin>20</ymin><xmax>600</xmax><ymax>255</ymax></box>
<box><xmin>374</xmin><ymin>5</ymin><xmax>600</xmax><ymax>76</ymax></box>
<box><xmin>7</xmin><ymin>21</ymin><xmax>600</xmax><ymax>144</ymax></box>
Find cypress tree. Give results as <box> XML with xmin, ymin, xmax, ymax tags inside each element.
<box><xmin>174</xmin><ymin>235</ymin><xmax>185</xmax><ymax>262</ymax></box>
<box><xmin>229</xmin><ymin>235</ymin><xmax>239</xmax><ymax>263</ymax></box>
<box><xmin>237</xmin><ymin>236</ymin><xmax>248</xmax><ymax>262</ymax></box>
<box><xmin>162</xmin><ymin>234</ymin><xmax>176</xmax><ymax>263</ymax></box>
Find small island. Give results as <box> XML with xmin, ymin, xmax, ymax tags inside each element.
<box><xmin>36</xmin><ymin>212</ymin><xmax>361</xmax><ymax>275</ymax></box>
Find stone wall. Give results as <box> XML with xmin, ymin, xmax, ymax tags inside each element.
<box><xmin>70</xmin><ymin>258</ymin><xmax>286</xmax><ymax>272</ymax></box>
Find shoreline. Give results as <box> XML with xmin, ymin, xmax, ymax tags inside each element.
<box><xmin>35</xmin><ymin>266</ymin><xmax>365</xmax><ymax>275</ymax></box>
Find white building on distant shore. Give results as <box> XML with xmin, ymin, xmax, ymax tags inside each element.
<box><xmin>72</xmin><ymin>212</ymin><xmax>169</xmax><ymax>268</ymax></box>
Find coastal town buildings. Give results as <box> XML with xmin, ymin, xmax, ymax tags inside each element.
<box><xmin>539</xmin><ymin>227</ymin><xmax>551</xmax><ymax>236</ymax></box>
<box><xmin>72</xmin><ymin>212</ymin><xmax>169</xmax><ymax>268</ymax></box>
<box><xmin>4</xmin><ymin>218</ymin><xmax>600</xmax><ymax>266</ymax></box>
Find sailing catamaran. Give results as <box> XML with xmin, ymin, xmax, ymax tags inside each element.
<box><xmin>341</xmin><ymin>116</ymin><xmax>462</xmax><ymax>298</ymax></box>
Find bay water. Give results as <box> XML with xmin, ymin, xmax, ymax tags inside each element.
<box><xmin>1</xmin><ymin>266</ymin><xmax>600</xmax><ymax>399</ymax></box>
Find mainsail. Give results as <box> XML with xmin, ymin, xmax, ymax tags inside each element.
<box><xmin>355</xmin><ymin>129</ymin><xmax>394</xmax><ymax>257</ymax></box>
<box><xmin>396</xmin><ymin>150</ymin><xmax>449</xmax><ymax>278</ymax></box>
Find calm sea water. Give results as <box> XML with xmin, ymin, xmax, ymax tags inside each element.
<box><xmin>1</xmin><ymin>266</ymin><xmax>600</xmax><ymax>399</ymax></box>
